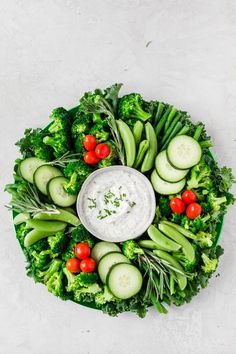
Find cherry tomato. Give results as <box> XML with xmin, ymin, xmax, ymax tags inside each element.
<box><xmin>66</xmin><ymin>258</ymin><xmax>80</xmax><ymax>273</ymax></box>
<box><xmin>95</xmin><ymin>143</ymin><xmax>111</xmax><ymax>159</ymax></box>
<box><xmin>83</xmin><ymin>135</ymin><xmax>97</xmax><ymax>151</ymax></box>
<box><xmin>84</xmin><ymin>151</ymin><xmax>100</xmax><ymax>165</ymax></box>
<box><xmin>186</xmin><ymin>202</ymin><xmax>202</xmax><ymax>219</ymax></box>
<box><xmin>170</xmin><ymin>197</ymin><xmax>185</xmax><ymax>214</ymax></box>
<box><xmin>182</xmin><ymin>190</ymin><xmax>197</xmax><ymax>205</ymax></box>
<box><xmin>74</xmin><ymin>243</ymin><xmax>90</xmax><ymax>260</ymax></box>
<box><xmin>80</xmin><ymin>258</ymin><xmax>96</xmax><ymax>273</ymax></box>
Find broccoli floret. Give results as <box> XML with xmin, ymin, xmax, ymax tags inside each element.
<box><xmin>71</xmin><ymin>111</ymin><xmax>92</xmax><ymax>138</ymax></box>
<box><xmin>46</xmin><ymin>271</ymin><xmax>64</xmax><ymax>297</ymax></box>
<box><xmin>95</xmin><ymin>285</ymin><xmax>116</xmax><ymax>306</ymax></box>
<box><xmin>118</xmin><ymin>93</ymin><xmax>152</xmax><ymax>121</ymax></box>
<box><xmin>207</xmin><ymin>192</ymin><xmax>227</xmax><ymax>212</ymax></box>
<box><xmin>15</xmin><ymin>128</ymin><xmax>54</xmax><ymax>161</ymax></box>
<box><xmin>173</xmin><ymin>244</ymin><xmax>198</xmax><ymax>272</ymax></box>
<box><xmin>171</xmin><ymin>213</ymin><xmax>184</xmax><ymax>224</ymax></box>
<box><xmin>194</xmin><ymin>231</ymin><xmax>213</xmax><ymax>248</ymax></box>
<box><xmin>73</xmin><ymin>283</ymin><xmax>101</xmax><ymax>303</ymax></box>
<box><xmin>76</xmin><ymin>272</ymin><xmax>98</xmax><ymax>287</ymax></box>
<box><xmin>98</xmin><ymin>141</ymin><xmax>118</xmax><ymax>168</ymax></box>
<box><xmin>159</xmin><ymin>196</ymin><xmax>172</xmax><ymax>218</ymax></box>
<box><xmin>31</xmin><ymin>250</ymin><xmax>52</xmax><ymax>269</ymax></box>
<box><xmin>201</xmin><ymin>253</ymin><xmax>218</xmax><ymax>273</ymax></box>
<box><xmin>61</xmin><ymin>240</ymin><xmax>76</xmax><ymax>261</ymax></box>
<box><xmin>74</xmin><ymin>133</ymin><xmax>86</xmax><ymax>155</ymax></box>
<box><xmin>187</xmin><ymin>160</ymin><xmax>213</xmax><ymax>191</ymax></box>
<box><xmin>122</xmin><ymin>240</ymin><xmax>144</xmax><ymax>260</ymax></box>
<box><xmin>15</xmin><ymin>223</ymin><xmax>31</xmax><ymax>248</ymax></box>
<box><xmin>37</xmin><ymin>258</ymin><xmax>62</xmax><ymax>283</ymax></box>
<box><xmin>89</xmin><ymin>123</ymin><xmax>109</xmax><ymax>143</ymax></box>
<box><xmin>71</xmin><ymin>225</ymin><xmax>95</xmax><ymax>248</ymax></box>
<box><xmin>29</xmin><ymin>238</ymin><xmax>49</xmax><ymax>252</ymax></box>
<box><xmin>48</xmin><ymin>231</ymin><xmax>69</xmax><ymax>254</ymax></box>
<box><xmin>43</xmin><ymin>107</ymin><xmax>72</xmax><ymax>158</ymax></box>
<box><xmin>181</xmin><ymin>214</ymin><xmax>210</xmax><ymax>233</ymax></box>
<box><xmin>63</xmin><ymin>267</ymin><xmax>81</xmax><ymax>292</ymax></box>
<box><xmin>63</xmin><ymin>161</ymin><xmax>92</xmax><ymax>195</ymax></box>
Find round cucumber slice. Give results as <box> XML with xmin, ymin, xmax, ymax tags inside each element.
<box><xmin>167</xmin><ymin>135</ymin><xmax>202</xmax><ymax>170</ymax></box>
<box><xmin>91</xmin><ymin>242</ymin><xmax>121</xmax><ymax>264</ymax></box>
<box><xmin>155</xmin><ymin>150</ymin><xmax>189</xmax><ymax>182</ymax></box>
<box><xmin>20</xmin><ymin>157</ymin><xmax>46</xmax><ymax>183</ymax></box>
<box><xmin>47</xmin><ymin>176</ymin><xmax>77</xmax><ymax>207</ymax></box>
<box><xmin>98</xmin><ymin>251</ymin><xmax>130</xmax><ymax>284</ymax></box>
<box><xmin>151</xmin><ymin>169</ymin><xmax>186</xmax><ymax>195</ymax></box>
<box><xmin>33</xmin><ymin>165</ymin><xmax>63</xmax><ymax>195</ymax></box>
<box><xmin>107</xmin><ymin>263</ymin><xmax>143</xmax><ymax>300</ymax></box>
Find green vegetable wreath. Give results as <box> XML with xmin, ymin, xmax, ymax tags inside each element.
<box><xmin>5</xmin><ymin>83</ymin><xmax>235</xmax><ymax>317</ymax></box>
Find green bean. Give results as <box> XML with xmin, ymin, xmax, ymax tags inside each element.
<box><xmin>132</xmin><ymin>120</ymin><xmax>144</xmax><ymax>146</ymax></box>
<box><xmin>26</xmin><ymin>219</ymin><xmax>67</xmax><ymax>232</ymax></box>
<box><xmin>199</xmin><ymin>140</ymin><xmax>213</xmax><ymax>148</ymax></box>
<box><xmin>33</xmin><ymin>208</ymin><xmax>80</xmax><ymax>226</ymax></box>
<box><xmin>153</xmin><ymin>102</ymin><xmax>165</xmax><ymax>126</ymax></box>
<box><xmin>155</xmin><ymin>105</ymin><xmax>171</xmax><ymax>136</ymax></box>
<box><xmin>24</xmin><ymin>229</ymin><xmax>55</xmax><ymax>247</ymax></box>
<box><xmin>193</xmin><ymin>124</ymin><xmax>204</xmax><ymax>141</ymax></box>
<box><xmin>164</xmin><ymin>107</ymin><xmax>177</xmax><ymax>133</ymax></box>
<box><xmin>160</xmin><ymin>122</ymin><xmax>183</xmax><ymax>151</ymax></box>
<box><xmin>177</xmin><ymin>124</ymin><xmax>190</xmax><ymax>136</ymax></box>
<box><xmin>14</xmin><ymin>212</ymin><xmax>30</xmax><ymax>225</ymax></box>
<box><xmin>153</xmin><ymin>249</ymin><xmax>187</xmax><ymax>290</ymax></box>
<box><xmin>141</xmin><ymin>123</ymin><xmax>158</xmax><ymax>173</ymax></box>
<box><xmin>133</xmin><ymin>140</ymin><xmax>149</xmax><ymax>169</ymax></box>
<box><xmin>161</xmin><ymin>112</ymin><xmax>182</xmax><ymax>145</ymax></box>
<box><xmin>147</xmin><ymin>225</ymin><xmax>181</xmax><ymax>252</ymax></box>
<box><xmin>117</xmin><ymin>120</ymin><xmax>136</xmax><ymax>167</ymax></box>
<box><xmin>158</xmin><ymin>223</ymin><xmax>195</xmax><ymax>262</ymax></box>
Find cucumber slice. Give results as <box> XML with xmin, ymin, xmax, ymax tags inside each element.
<box><xmin>107</xmin><ymin>263</ymin><xmax>143</xmax><ymax>299</ymax></box>
<box><xmin>167</xmin><ymin>135</ymin><xmax>202</xmax><ymax>169</ymax></box>
<box><xmin>91</xmin><ymin>242</ymin><xmax>121</xmax><ymax>264</ymax></box>
<box><xmin>20</xmin><ymin>157</ymin><xmax>46</xmax><ymax>183</ymax></box>
<box><xmin>98</xmin><ymin>252</ymin><xmax>130</xmax><ymax>284</ymax></box>
<box><xmin>47</xmin><ymin>177</ymin><xmax>77</xmax><ymax>207</ymax></box>
<box><xmin>155</xmin><ymin>150</ymin><xmax>189</xmax><ymax>183</ymax></box>
<box><xmin>34</xmin><ymin>165</ymin><xmax>63</xmax><ymax>195</ymax></box>
<box><xmin>151</xmin><ymin>169</ymin><xmax>186</xmax><ymax>195</ymax></box>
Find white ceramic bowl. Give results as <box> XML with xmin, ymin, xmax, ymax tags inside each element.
<box><xmin>76</xmin><ymin>165</ymin><xmax>156</xmax><ymax>242</ymax></box>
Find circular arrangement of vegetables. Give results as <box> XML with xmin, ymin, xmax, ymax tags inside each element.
<box><xmin>5</xmin><ymin>84</ymin><xmax>235</xmax><ymax>317</ymax></box>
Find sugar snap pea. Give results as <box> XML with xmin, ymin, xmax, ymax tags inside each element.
<box><xmin>141</xmin><ymin>122</ymin><xmax>158</xmax><ymax>173</ymax></box>
<box><xmin>147</xmin><ymin>225</ymin><xmax>181</xmax><ymax>252</ymax></box>
<box><xmin>158</xmin><ymin>223</ymin><xmax>195</xmax><ymax>262</ymax></box>
<box><xmin>24</xmin><ymin>229</ymin><xmax>55</xmax><ymax>247</ymax></box>
<box><xmin>33</xmin><ymin>208</ymin><xmax>80</xmax><ymax>226</ymax></box>
<box><xmin>132</xmin><ymin>120</ymin><xmax>144</xmax><ymax>146</ymax></box>
<box><xmin>138</xmin><ymin>239</ymin><xmax>170</xmax><ymax>251</ymax></box>
<box><xmin>26</xmin><ymin>219</ymin><xmax>67</xmax><ymax>232</ymax></box>
<box><xmin>133</xmin><ymin>140</ymin><xmax>149</xmax><ymax>169</ymax></box>
<box><xmin>14</xmin><ymin>212</ymin><xmax>30</xmax><ymax>225</ymax></box>
<box><xmin>117</xmin><ymin>120</ymin><xmax>136</xmax><ymax>167</ymax></box>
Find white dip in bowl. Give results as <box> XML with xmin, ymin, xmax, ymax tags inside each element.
<box><xmin>76</xmin><ymin>166</ymin><xmax>156</xmax><ymax>242</ymax></box>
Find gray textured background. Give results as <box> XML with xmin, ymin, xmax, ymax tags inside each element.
<box><xmin>1</xmin><ymin>1</ymin><xmax>236</xmax><ymax>353</ymax></box>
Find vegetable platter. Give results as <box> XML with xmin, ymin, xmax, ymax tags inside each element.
<box><xmin>5</xmin><ymin>84</ymin><xmax>235</xmax><ymax>318</ymax></box>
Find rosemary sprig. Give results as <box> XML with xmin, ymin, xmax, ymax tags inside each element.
<box><xmin>46</xmin><ymin>152</ymin><xmax>81</xmax><ymax>168</ymax></box>
<box><xmin>81</xmin><ymin>96</ymin><xmax>125</xmax><ymax>165</ymax></box>
<box><xmin>6</xmin><ymin>183</ymin><xmax>59</xmax><ymax>216</ymax></box>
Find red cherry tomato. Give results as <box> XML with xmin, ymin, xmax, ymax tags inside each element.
<box><xmin>182</xmin><ymin>190</ymin><xmax>197</xmax><ymax>205</ymax></box>
<box><xmin>74</xmin><ymin>243</ymin><xmax>91</xmax><ymax>260</ymax></box>
<box><xmin>95</xmin><ymin>143</ymin><xmax>111</xmax><ymax>159</ymax></box>
<box><xmin>170</xmin><ymin>197</ymin><xmax>185</xmax><ymax>214</ymax></box>
<box><xmin>66</xmin><ymin>258</ymin><xmax>80</xmax><ymax>273</ymax></box>
<box><xmin>84</xmin><ymin>151</ymin><xmax>100</xmax><ymax>165</ymax></box>
<box><xmin>186</xmin><ymin>202</ymin><xmax>202</xmax><ymax>219</ymax></box>
<box><xmin>83</xmin><ymin>135</ymin><xmax>97</xmax><ymax>151</ymax></box>
<box><xmin>80</xmin><ymin>258</ymin><xmax>96</xmax><ymax>273</ymax></box>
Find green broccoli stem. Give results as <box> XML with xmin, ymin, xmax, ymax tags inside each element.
<box><xmin>155</xmin><ymin>105</ymin><xmax>171</xmax><ymax>136</ymax></box>
<box><xmin>164</xmin><ymin>107</ymin><xmax>178</xmax><ymax>133</ymax></box>
<box><xmin>135</xmin><ymin>106</ymin><xmax>152</xmax><ymax>121</ymax></box>
<box><xmin>161</xmin><ymin>112</ymin><xmax>182</xmax><ymax>145</ymax></box>
<box><xmin>193</xmin><ymin>124</ymin><xmax>204</xmax><ymax>141</ymax></box>
<box><xmin>153</xmin><ymin>102</ymin><xmax>165</xmax><ymax>126</ymax></box>
<box><xmin>161</xmin><ymin>122</ymin><xmax>183</xmax><ymax>151</ymax></box>
<box><xmin>93</xmin><ymin>112</ymin><xmax>102</xmax><ymax>123</ymax></box>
